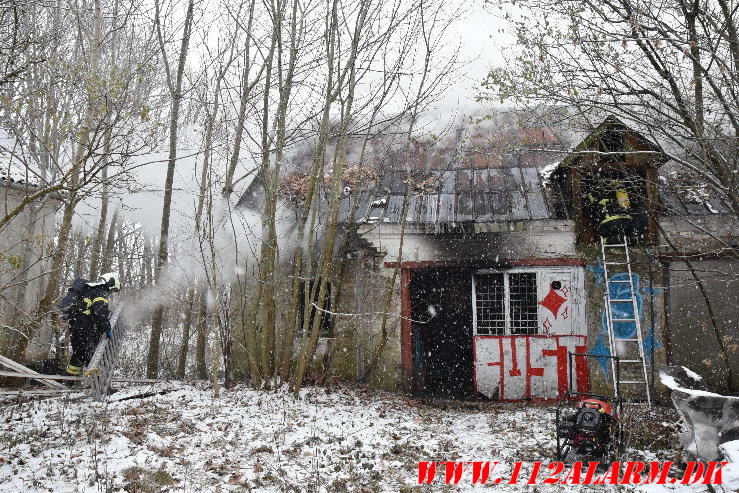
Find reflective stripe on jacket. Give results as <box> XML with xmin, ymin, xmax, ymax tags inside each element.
<box><xmin>81</xmin><ymin>296</ymin><xmax>109</xmax><ymax>315</ymax></box>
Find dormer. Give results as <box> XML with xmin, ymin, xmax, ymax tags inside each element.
<box><xmin>549</xmin><ymin>116</ymin><xmax>668</xmax><ymax>245</ymax></box>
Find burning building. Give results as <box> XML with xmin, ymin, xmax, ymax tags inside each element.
<box><xmin>240</xmin><ymin>116</ymin><xmax>739</xmax><ymax>399</ymax></box>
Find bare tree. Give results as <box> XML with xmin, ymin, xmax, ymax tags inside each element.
<box><xmin>2</xmin><ymin>0</ymin><xmax>159</xmax><ymax>362</ymax></box>
<box><xmin>482</xmin><ymin>0</ymin><xmax>739</xmax><ymax>390</ymax></box>
<box><xmin>211</xmin><ymin>0</ymin><xmax>463</xmax><ymax>393</ymax></box>
<box><xmin>146</xmin><ymin>0</ymin><xmax>196</xmax><ymax>378</ymax></box>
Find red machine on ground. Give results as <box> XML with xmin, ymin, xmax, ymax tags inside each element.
<box><xmin>556</xmin><ymin>353</ymin><xmax>623</xmax><ymax>464</ymax></box>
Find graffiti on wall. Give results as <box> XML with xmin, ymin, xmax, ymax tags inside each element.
<box><xmin>474</xmin><ymin>268</ymin><xmax>588</xmax><ymax>400</ymax></box>
<box><xmin>539</xmin><ymin>280</ymin><xmax>568</xmax><ymax>334</ymax></box>
<box><xmin>475</xmin><ymin>334</ymin><xmax>589</xmax><ymax>400</ymax></box>
<box><xmin>588</xmin><ymin>267</ymin><xmax>663</xmax><ymax>377</ymax></box>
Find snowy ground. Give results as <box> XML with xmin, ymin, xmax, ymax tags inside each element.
<box><xmin>0</xmin><ymin>383</ymin><xmax>734</xmax><ymax>492</ymax></box>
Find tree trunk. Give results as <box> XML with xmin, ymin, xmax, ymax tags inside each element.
<box><xmin>194</xmin><ymin>288</ymin><xmax>208</xmax><ymax>380</ymax></box>
<box><xmin>100</xmin><ymin>208</ymin><xmax>118</xmax><ymax>275</ymax></box>
<box><xmin>142</xmin><ymin>238</ymin><xmax>153</xmax><ymax>287</ymax></box>
<box><xmin>72</xmin><ymin>231</ymin><xmax>87</xmax><ymax>280</ymax></box>
<box><xmin>89</xmin><ymin>151</ymin><xmax>110</xmax><ymax>281</ymax></box>
<box><xmin>176</xmin><ymin>286</ymin><xmax>195</xmax><ymax>378</ymax></box>
<box><xmin>146</xmin><ymin>0</ymin><xmax>195</xmax><ymax>379</ymax></box>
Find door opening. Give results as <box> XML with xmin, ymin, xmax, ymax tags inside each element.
<box><xmin>410</xmin><ymin>269</ymin><xmax>474</xmax><ymax>399</ymax></box>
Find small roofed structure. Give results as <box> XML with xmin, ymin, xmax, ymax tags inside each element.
<box><xmin>544</xmin><ymin>116</ymin><xmax>668</xmax><ymax>245</ymax></box>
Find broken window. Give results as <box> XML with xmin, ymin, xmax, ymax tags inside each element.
<box><xmin>473</xmin><ymin>272</ymin><xmax>539</xmax><ymax>335</ymax></box>
<box><xmin>298</xmin><ymin>280</ymin><xmax>333</xmax><ymax>337</ymax></box>
<box><xmin>508</xmin><ymin>273</ymin><xmax>538</xmax><ymax>334</ymax></box>
<box><xmin>473</xmin><ymin>273</ymin><xmax>506</xmax><ymax>335</ymax></box>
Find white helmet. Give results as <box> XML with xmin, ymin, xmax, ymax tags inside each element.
<box><xmin>99</xmin><ymin>272</ymin><xmax>121</xmax><ymax>292</ymax></box>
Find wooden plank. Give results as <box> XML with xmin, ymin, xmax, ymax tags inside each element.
<box><xmin>400</xmin><ymin>268</ymin><xmax>412</xmax><ymax>393</ymax></box>
<box><xmin>0</xmin><ymin>354</ymin><xmax>67</xmax><ymax>389</ymax></box>
<box><xmin>0</xmin><ymin>389</ymin><xmax>73</xmax><ymax>396</ymax></box>
<box><xmin>0</xmin><ymin>371</ymin><xmax>81</xmax><ymax>381</ymax></box>
<box><xmin>111</xmin><ymin>377</ymin><xmax>164</xmax><ymax>384</ymax></box>
<box><xmin>0</xmin><ymin>371</ymin><xmax>163</xmax><ymax>384</ymax></box>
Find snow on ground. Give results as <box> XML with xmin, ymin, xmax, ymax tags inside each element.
<box><xmin>0</xmin><ymin>383</ymin><xmax>730</xmax><ymax>492</ymax></box>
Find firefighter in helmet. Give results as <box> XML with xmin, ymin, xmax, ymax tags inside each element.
<box><xmin>586</xmin><ymin>179</ymin><xmax>633</xmax><ymax>240</ymax></box>
<box><xmin>59</xmin><ymin>272</ymin><xmax>121</xmax><ymax>378</ymax></box>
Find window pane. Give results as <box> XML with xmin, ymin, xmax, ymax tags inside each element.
<box><xmin>509</xmin><ymin>273</ymin><xmax>538</xmax><ymax>334</ymax></box>
<box><xmin>475</xmin><ymin>273</ymin><xmax>505</xmax><ymax>335</ymax></box>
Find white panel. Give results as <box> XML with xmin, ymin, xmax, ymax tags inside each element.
<box><xmin>559</xmin><ymin>335</ymin><xmax>589</xmax><ymax>391</ymax></box>
<box><xmin>475</xmin><ymin>337</ymin><xmax>502</xmax><ymax>399</ymax></box>
<box><xmin>473</xmin><ymin>267</ymin><xmax>588</xmax><ymax>400</ymax></box>
<box><xmin>500</xmin><ymin>337</ymin><xmax>527</xmax><ymax>400</ymax></box>
<box><xmin>528</xmin><ymin>337</ymin><xmax>560</xmax><ymax>399</ymax></box>
<box><xmin>572</xmin><ymin>268</ymin><xmax>587</xmax><ymax>336</ymax></box>
<box><xmin>536</xmin><ymin>268</ymin><xmax>582</xmax><ymax>335</ymax></box>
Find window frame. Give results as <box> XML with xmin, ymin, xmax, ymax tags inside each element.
<box><xmin>472</xmin><ymin>269</ymin><xmax>539</xmax><ymax>336</ymax></box>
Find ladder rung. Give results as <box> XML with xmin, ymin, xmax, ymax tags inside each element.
<box><xmin>608</xmin><ymin>280</ymin><xmax>632</xmax><ymax>283</ymax></box>
<box><xmin>619</xmin><ymin>359</ymin><xmax>643</xmax><ymax>363</ymax></box>
<box><xmin>616</xmin><ymin>338</ymin><xmax>640</xmax><ymax>342</ymax></box>
<box><xmin>605</xmin><ymin>261</ymin><xmax>628</xmax><ymax>265</ymax></box>
<box><xmin>609</xmin><ymin>299</ymin><xmax>634</xmax><ymax>302</ymax></box>
<box><xmin>612</xmin><ymin>318</ymin><xmax>636</xmax><ymax>322</ymax></box>
<box><xmin>620</xmin><ymin>380</ymin><xmax>646</xmax><ymax>384</ymax></box>
<box><xmin>603</xmin><ymin>243</ymin><xmax>627</xmax><ymax>247</ymax></box>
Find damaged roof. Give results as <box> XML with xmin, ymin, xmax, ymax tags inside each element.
<box><xmin>239</xmin><ymin>116</ymin><xmax>732</xmax><ymax>226</ymax></box>
<box><xmin>556</xmin><ymin>115</ymin><xmax>669</xmax><ymax>171</ymax></box>
<box><xmin>337</xmin><ymin>149</ymin><xmax>568</xmax><ymax>225</ymax></box>
<box><xmin>237</xmin><ymin>121</ymin><xmax>571</xmax><ymax>225</ymax></box>
<box><xmin>658</xmin><ymin>170</ymin><xmax>734</xmax><ymax>216</ymax></box>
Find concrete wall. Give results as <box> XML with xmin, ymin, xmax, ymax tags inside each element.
<box><xmin>579</xmin><ymin>244</ymin><xmax>667</xmax><ymax>400</ymax></box>
<box><xmin>658</xmin><ymin>214</ymin><xmax>739</xmax><ymax>393</ymax></box>
<box><xmin>0</xmin><ymin>181</ymin><xmax>60</xmax><ymax>360</ymax></box>
<box><xmin>357</xmin><ymin>220</ymin><xmax>577</xmax><ymax>263</ymax></box>
<box><xmin>665</xmin><ymin>259</ymin><xmax>739</xmax><ymax>393</ymax></box>
<box><xmin>659</xmin><ymin>215</ymin><xmax>739</xmax><ymax>254</ymax></box>
<box><xmin>332</xmin><ymin>220</ymin><xmax>582</xmax><ymax>393</ymax></box>
<box><xmin>334</xmin><ymin>220</ymin><xmax>675</xmax><ymax>401</ymax></box>
<box><xmin>331</xmin><ymin>248</ymin><xmax>402</xmax><ymax>390</ymax></box>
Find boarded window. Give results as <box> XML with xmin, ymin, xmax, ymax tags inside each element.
<box><xmin>473</xmin><ymin>272</ymin><xmax>539</xmax><ymax>335</ymax></box>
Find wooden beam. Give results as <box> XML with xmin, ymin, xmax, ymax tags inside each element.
<box><xmin>400</xmin><ymin>268</ymin><xmax>412</xmax><ymax>393</ymax></box>
<box><xmin>0</xmin><ymin>354</ymin><xmax>67</xmax><ymax>389</ymax></box>
<box><xmin>645</xmin><ymin>167</ymin><xmax>658</xmax><ymax>244</ymax></box>
<box><xmin>384</xmin><ymin>257</ymin><xmax>587</xmax><ymax>269</ymax></box>
<box><xmin>0</xmin><ymin>389</ymin><xmax>73</xmax><ymax>397</ymax></box>
<box><xmin>0</xmin><ymin>371</ymin><xmax>164</xmax><ymax>385</ymax></box>
<box><xmin>0</xmin><ymin>371</ymin><xmax>80</xmax><ymax>381</ymax></box>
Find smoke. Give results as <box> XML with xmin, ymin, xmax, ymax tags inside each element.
<box><xmin>67</xmin><ymin>143</ymin><xmax>302</xmax><ymax>329</ymax></box>
<box><xmin>115</xmin><ymin>190</ymin><xmax>301</xmax><ymax>328</ymax></box>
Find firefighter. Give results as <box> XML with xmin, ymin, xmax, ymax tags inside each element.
<box><xmin>60</xmin><ymin>272</ymin><xmax>121</xmax><ymax>378</ymax></box>
<box><xmin>586</xmin><ymin>179</ymin><xmax>633</xmax><ymax>241</ymax></box>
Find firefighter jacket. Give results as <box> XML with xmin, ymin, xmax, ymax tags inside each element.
<box><xmin>74</xmin><ymin>284</ymin><xmax>112</xmax><ymax>336</ymax></box>
<box><xmin>586</xmin><ymin>188</ymin><xmax>632</xmax><ymax>226</ymax></box>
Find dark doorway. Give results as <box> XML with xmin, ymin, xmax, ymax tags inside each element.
<box><xmin>410</xmin><ymin>269</ymin><xmax>474</xmax><ymax>399</ymax></box>
<box><xmin>580</xmin><ymin>170</ymin><xmax>649</xmax><ymax>243</ymax></box>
